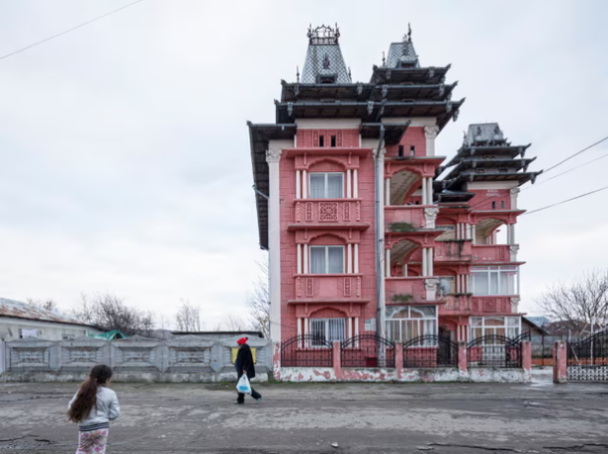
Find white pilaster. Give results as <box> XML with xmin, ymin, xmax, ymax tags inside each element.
<box><xmin>421</xmin><ymin>178</ymin><xmax>428</xmax><ymax>205</ymax></box>
<box><xmin>510</xmin><ymin>187</ymin><xmax>520</xmax><ymax>210</ymax></box>
<box><xmin>428</xmin><ymin>248</ymin><xmax>434</xmax><ymax>276</ymax></box>
<box><xmin>353</xmin><ymin>169</ymin><xmax>358</xmax><ymax>198</ymax></box>
<box><xmin>296</xmin><ymin>244</ymin><xmax>302</xmax><ymax>274</ymax></box>
<box><xmin>266</xmin><ymin>148</ymin><xmax>282</xmax><ymax>342</ymax></box>
<box><xmin>385</xmin><ymin>248</ymin><xmax>391</xmax><ymax>277</ymax></box>
<box><xmin>403</xmin><ymin>264</ymin><xmax>408</xmax><ymax>277</ymax></box>
<box><xmin>302</xmin><ymin>170</ymin><xmax>307</xmax><ymax>199</ymax></box>
<box><xmin>354</xmin><ymin>243</ymin><xmax>359</xmax><ymax>273</ymax></box>
<box><xmin>424</xmin><ymin>207</ymin><xmax>439</xmax><ymax>229</ymax></box>
<box><xmin>304</xmin><ymin>318</ymin><xmax>309</xmax><ymax>337</ymax></box>
<box><xmin>303</xmin><ymin>244</ymin><xmax>309</xmax><ymax>274</ymax></box>
<box><xmin>347</xmin><ymin>243</ymin><xmax>353</xmax><ymax>274</ymax></box>
<box><xmin>297</xmin><ymin>318</ymin><xmax>302</xmax><ymax>337</ymax></box>
<box><xmin>507</xmin><ymin>224</ymin><xmax>515</xmax><ymax>245</ymax></box>
<box><xmin>348</xmin><ymin>317</ymin><xmax>353</xmax><ymax>339</ymax></box>
<box><xmin>424</xmin><ymin>125</ymin><xmax>440</xmax><ymax>157</ymax></box>
<box><xmin>422</xmin><ymin>247</ymin><xmax>428</xmax><ymax>276</ymax></box>
<box><xmin>355</xmin><ymin>317</ymin><xmax>359</xmax><ymax>338</ymax></box>
<box><xmin>385</xmin><ymin>178</ymin><xmax>391</xmax><ymax>206</ymax></box>
<box><xmin>466</xmin><ymin>224</ymin><xmax>472</xmax><ymax>240</ymax></box>
<box><xmin>346</xmin><ymin>169</ymin><xmax>352</xmax><ymax>198</ymax></box>
<box><xmin>295</xmin><ymin>170</ymin><xmax>301</xmax><ymax>199</ymax></box>
<box><xmin>471</xmin><ymin>225</ymin><xmax>477</xmax><ymax>245</ymax></box>
<box><xmin>426</xmin><ymin>177</ymin><xmax>434</xmax><ymax>205</ymax></box>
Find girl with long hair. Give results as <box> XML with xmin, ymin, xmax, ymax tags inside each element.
<box><xmin>68</xmin><ymin>364</ymin><xmax>120</xmax><ymax>454</ymax></box>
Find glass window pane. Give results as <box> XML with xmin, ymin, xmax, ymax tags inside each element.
<box><xmin>470</xmin><ymin>317</ymin><xmax>482</xmax><ymax>326</ymax></box>
<box><xmin>327</xmin><ymin>247</ymin><xmax>344</xmax><ymax>273</ymax></box>
<box><xmin>485</xmin><ymin>317</ymin><xmax>505</xmax><ymax>326</ymax></box>
<box><xmin>327</xmin><ymin>174</ymin><xmax>343</xmax><ymax>198</ymax></box>
<box><xmin>310</xmin><ymin>247</ymin><xmax>326</xmax><ymax>274</ymax></box>
<box><xmin>311</xmin><ymin>319</ymin><xmax>325</xmax><ymax>343</ymax></box>
<box><xmin>490</xmin><ymin>272</ymin><xmax>499</xmax><ymax>295</ymax></box>
<box><xmin>328</xmin><ymin>319</ymin><xmax>345</xmax><ymax>342</ymax></box>
<box><xmin>473</xmin><ymin>273</ymin><xmax>489</xmax><ymax>296</ymax></box>
<box><xmin>507</xmin><ymin>317</ymin><xmax>519</xmax><ymax>327</ymax></box>
<box><xmin>309</xmin><ymin>174</ymin><xmax>325</xmax><ymax>199</ymax></box>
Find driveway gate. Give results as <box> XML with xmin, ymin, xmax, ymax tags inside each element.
<box><xmin>567</xmin><ymin>331</ymin><xmax>608</xmax><ymax>382</ymax></box>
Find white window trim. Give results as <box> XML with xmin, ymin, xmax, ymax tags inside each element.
<box><xmin>471</xmin><ymin>266</ymin><xmax>519</xmax><ymax>296</ymax></box>
<box><xmin>469</xmin><ymin>316</ymin><xmax>521</xmax><ymax>341</ymax></box>
<box><xmin>386</xmin><ymin>306</ymin><xmax>438</xmax><ymax>345</ymax></box>
<box><xmin>309</xmin><ymin>318</ymin><xmax>346</xmax><ymax>347</ymax></box>
<box><xmin>309</xmin><ymin>245</ymin><xmax>345</xmax><ymax>274</ymax></box>
<box><xmin>309</xmin><ymin>172</ymin><xmax>344</xmax><ymax>199</ymax></box>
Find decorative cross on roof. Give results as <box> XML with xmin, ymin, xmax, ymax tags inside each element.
<box><xmin>307</xmin><ymin>24</ymin><xmax>340</xmax><ymax>44</ymax></box>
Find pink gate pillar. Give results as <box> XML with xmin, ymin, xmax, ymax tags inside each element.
<box><xmin>333</xmin><ymin>341</ymin><xmax>343</xmax><ymax>380</ymax></box>
<box><xmin>395</xmin><ymin>343</ymin><xmax>404</xmax><ymax>378</ymax></box>
<box><xmin>458</xmin><ymin>342</ymin><xmax>467</xmax><ymax>374</ymax></box>
<box><xmin>273</xmin><ymin>342</ymin><xmax>281</xmax><ymax>380</ymax></box>
<box><xmin>522</xmin><ymin>341</ymin><xmax>532</xmax><ymax>374</ymax></box>
<box><xmin>553</xmin><ymin>341</ymin><xmax>567</xmax><ymax>384</ymax></box>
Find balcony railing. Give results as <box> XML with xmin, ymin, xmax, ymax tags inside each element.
<box><xmin>385</xmin><ymin>277</ymin><xmax>428</xmax><ymax>303</ymax></box>
<box><xmin>384</xmin><ymin>206</ymin><xmax>426</xmax><ymax>231</ymax></box>
<box><xmin>294</xmin><ymin>274</ymin><xmax>363</xmax><ymax>300</ymax></box>
<box><xmin>471</xmin><ymin>245</ymin><xmax>511</xmax><ymax>263</ymax></box>
<box><xmin>440</xmin><ymin>294</ymin><xmax>471</xmax><ymax>314</ymax></box>
<box><xmin>470</xmin><ymin>296</ymin><xmax>515</xmax><ymax>314</ymax></box>
<box><xmin>294</xmin><ymin>199</ymin><xmax>361</xmax><ymax>224</ymax></box>
<box><xmin>434</xmin><ymin>241</ymin><xmax>472</xmax><ymax>262</ymax></box>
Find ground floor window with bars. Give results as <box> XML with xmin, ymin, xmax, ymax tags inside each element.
<box><xmin>386</xmin><ymin>306</ymin><xmax>437</xmax><ymax>344</ymax></box>
<box><xmin>470</xmin><ymin>316</ymin><xmax>521</xmax><ymax>340</ymax></box>
<box><xmin>310</xmin><ymin>318</ymin><xmax>345</xmax><ymax>346</ymax></box>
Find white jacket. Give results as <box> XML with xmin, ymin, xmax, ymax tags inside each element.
<box><xmin>68</xmin><ymin>386</ymin><xmax>120</xmax><ymax>432</ymax></box>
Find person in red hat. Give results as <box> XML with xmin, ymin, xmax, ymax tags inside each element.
<box><xmin>234</xmin><ymin>337</ymin><xmax>262</xmax><ymax>404</ymax></box>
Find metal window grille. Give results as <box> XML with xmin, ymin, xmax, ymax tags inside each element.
<box><xmin>341</xmin><ymin>335</ymin><xmax>395</xmax><ymax>368</ymax></box>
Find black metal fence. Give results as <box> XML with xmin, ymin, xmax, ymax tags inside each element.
<box><xmin>403</xmin><ymin>335</ymin><xmax>459</xmax><ymax>368</ymax></box>
<box><xmin>568</xmin><ymin>331</ymin><xmax>608</xmax><ymax>366</ymax></box>
<box><xmin>280</xmin><ymin>335</ymin><xmax>333</xmax><ymax>367</ymax></box>
<box><xmin>467</xmin><ymin>335</ymin><xmax>523</xmax><ymax>368</ymax></box>
<box><xmin>341</xmin><ymin>335</ymin><xmax>395</xmax><ymax>368</ymax></box>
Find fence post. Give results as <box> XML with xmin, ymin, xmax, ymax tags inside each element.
<box><xmin>395</xmin><ymin>342</ymin><xmax>403</xmax><ymax>372</ymax></box>
<box><xmin>553</xmin><ymin>341</ymin><xmax>567</xmax><ymax>384</ymax></box>
<box><xmin>332</xmin><ymin>341</ymin><xmax>342</xmax><ymax>380</ymax></box>
<box><xmin>0</xmin><ymin>341</ymin><xmax>5</xmax><ymax>375</ymax></box>
<box><xmin>458</xmin><ymin>342</ymin><xmax>467</xmax><ymax>375</ymax></box>
<box><xmin>522</xmin><ymin>340</ymin><xmax>532</xmax><ymax>376</ymax></box>
<box><xmin>273</xmin><ymin>342</ymin><xmax>281</xmax><ymax>381</ymax></box>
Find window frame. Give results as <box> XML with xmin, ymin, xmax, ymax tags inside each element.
<box><xmin>469</xmin><ymin>316</ymin><xmax>521</xmax><ymax>341</ymax></box>
<box><xmin>308</xmin><ymin>172</ymin><xmax>344</xmax><ymax>199</ymax></box>
<box><xmin>309</xmin><ymin>245</ymin><xmax>345</xmax><ymax>274</ymax></box>
<box><xmin>309</xmin><ymin>318</ymin><xmax>346</xmax><ymax>346</ymax></box>
<box><xmin>471</xmin><ymin>266</ymin><xmax>519</xmax><ymax>296</ymax></box>
<box><xmin>386</xmin><ymin>306</ymin><xmax>438</xmax><ymax>345</ymax></box>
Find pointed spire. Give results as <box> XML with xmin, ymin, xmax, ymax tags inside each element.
<box><xmin>407</xmin><ymin>23</ymin><xmax>412</xmax><ymax>42</ymax></box>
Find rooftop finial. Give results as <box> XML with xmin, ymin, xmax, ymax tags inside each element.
<box><xmin>382</xmin><ymin>51</ymin><xmax>386</xmax><ymax>66</ymax></box>
<box><xmin>296</xmin><ymin>66</ymin><xmax>300</xmax><ymax>83</ymax></box>
<box><xmin>348</xmin><ymin>67</ymin><xmax>352</xmax><ymax>79</ymax></box>
<box><xmin>307</xmin><ymin>24</ymin><xmax>340</xmax><ymax>44</ymax></box>
<box><xmin>406</xmin><ymin>23</ymin><xmax>412</xmax><ymax>42</ymax></box>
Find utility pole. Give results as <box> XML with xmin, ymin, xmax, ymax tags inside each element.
<box><xmin>375</xmin><ymin>125</ymin><xmax>386</xmax><ymax>346</ymax></box>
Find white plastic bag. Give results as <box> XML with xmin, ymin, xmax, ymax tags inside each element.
<box><xmin>236</xmin><ymin>374</ymin><xmax>252</xmax><ymax>395</ymax></box>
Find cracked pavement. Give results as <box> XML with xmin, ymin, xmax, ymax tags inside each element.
<box><xmin>1</xmin><ymin>371</ymin><xmax>607</xmax><ymax>453</ymax></box>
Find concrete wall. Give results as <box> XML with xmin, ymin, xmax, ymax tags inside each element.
<box><xmin>0</xmin><ymin>317</ymin><xmax>99</xmax><ymax>341</ymax></box>
<box><xmin>1</xmin><ymin>335</ymin><xmax>272</xmax><ymax>383</ymax></box>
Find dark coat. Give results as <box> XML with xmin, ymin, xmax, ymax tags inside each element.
<box><xmin>235</xmin><ymin>344</ymin><xmax>256</xmax><ymax>379</ymax></box>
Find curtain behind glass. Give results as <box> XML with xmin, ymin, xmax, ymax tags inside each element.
<box><xmin>328</xmin><ymin>319</ymin><xmax>345</xmax><ymax>342</ymax></box>
<box><xmin>327</xmin><ymin>247</ymin><xmax>344</xmax><ymax>273</ymax></box>
<box><xmin>310</xmin><ymin>174</ymin><xmax>325</xmax><ymax>199</ymax></box>
<box><xmin>327</xmin><ymin>174</ymin><xmax>343</xmax><ymax>198</ymax></box>
<box><xmin>310</xmin><ymin>247</ymin><xmax>326</xmax><ymax>273</ymax></box>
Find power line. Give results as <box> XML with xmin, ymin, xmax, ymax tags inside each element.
<box><xmin>522</xmin><ymin>152</ymin><xmax>608</xmax><ymax>191</ymax></box>
<box><xmin>543</xmin><ymin>135</ymin><xmax>608</xmax><ymax>174</ymax></box>
<box><xmin>523</xmin><ymin>184</ymin><xmax>608</xmax><ymax>216</ymax></box>
<box><xmin>0</xmin><ymin>0</ymin><xmax>146</xmax><ymax>62</ymax></box>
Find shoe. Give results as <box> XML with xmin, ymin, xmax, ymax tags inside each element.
<box><xmin>255</xmin><ymin>397</ymin><xmax>262</xmax><ymax>404</ymax></box>
<box><xmin>234</xmin><ymin>401</ymin><xmax>244</xmax><ymax>405</ymax></box>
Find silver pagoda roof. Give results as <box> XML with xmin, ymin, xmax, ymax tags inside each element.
<box><xmin>301</xmin><ymin>25</ymin><xmax>351</xmax><ymax>84</ymax></box>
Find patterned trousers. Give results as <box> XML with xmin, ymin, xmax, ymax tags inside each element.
<box><xmin>76</xmin><ymin>429</ymin><xmax>109</xmax><ymax>454</ymax></box>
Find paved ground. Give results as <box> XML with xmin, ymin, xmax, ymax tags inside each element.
<box><xmin>1</xmin><ymin>372</ymin><xmax>608</xmax><ymax>453</ymax></box>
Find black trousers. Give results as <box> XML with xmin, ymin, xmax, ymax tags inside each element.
<box><xmin>237</xmin><ymin>372</ymin><xmax>262</xmax><ymax>403</ymax></box>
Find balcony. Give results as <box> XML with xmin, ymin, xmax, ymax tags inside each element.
<box><xmin>386</xmin><ymin>277</ymin><xmax>434</xmax><ymax>304</ymax></box>
<box><xmin>385</xmin><ymin>206</ymin><xmax>426</xmax><ymax>231</ymax></box>
<box><xmin>290</xmin><ymin>199</ymin><xmax>370</xmax><ymax>231</ymax></box>
<box><xmin>471</xmin><ymin>296</ymin><xmax>516</xmax><ymax>314</ymax></box>
<box><xmin>292</xmin><ymin>274</ymin><xmax>366</xmax><ymax>302</ymax></box>
<box><xmin>434</xmin><ymin>241</ymin><xmax>472</xmax><ymax>262</ymax></box>
<box><xmin>471</xmin><ymin>245</ymin><xmax>512</xmax><ymax>263</ymax></box>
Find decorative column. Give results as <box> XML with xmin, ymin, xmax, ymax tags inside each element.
<box><xmin>424</xmin><ymin>125</ymin><xmax>440</xmax><ymax>157</ymax></box>
<box><xmin>421</xmin><ymin>178</ymin><xmax>428</xmax><ymax>205</ymax></box>
<box><xmin>295</xmin><ymin>170</ymin><xmax>301</xmax><ymax>199</ymax></box>
<box><xmin>510</xmin><ymin>245</ymin><xmax>520</xmax><ymax>262</ymax></box>
<box><xmin>353</xmin><ymin>169</ymin><xmax>358</xmax><ymax>198</ymax></box>
<box><xmin>427</xmin><ymin>248</ymin><xmax>434</xmax><ymax>276</ymax></box>
<box><xmin>510</xmin><ymin>187</ymin><xmax>520</xmax><ymax>210</ymax></box>
<box><xmin>422</xmin><ymin>247</ymin><xmax>428</xmax><ymax>276</ymax></box>
<box><xmin>425</xmin><ymin>278</ymin><xmax>439</xmax><ymax>301</ymax></box>
<box><xmin>296</xmin><ymin>244</ymin><xmax>302</xmax><ymax>274</ymax></box>
<box><xmin>354</xmin><ymin>244</ymin><xmax>359</xmax><ymax>273</ymax></box>
<box><xmin>426</xmin><ymin>177</ymin><xmax>434</xmax><ymax>205</ymax></box>
<box><xmin>303</xmin><ymin>244</ymin><xmax>309</xmax><ymax>274</ymax></box>
<box><xmin>424</xmin><ymin>207</ymin><xmax>439</xmax><ymax>229</ymax></box>
<box><xmin>471</xmin><ymin>224</ymin><xmax>477</xmax><ymax>245</ymax></box>
<box><xmin>302</xmin><ymin>170</ymin><xmax>307</xmax><ymax>199</ymax></box>
<box><xmin>267</xmin><ymin>148</ymin><xmax>282</xmax><ymax>342</ymax></box>
<box><xmin>347</xmin><ymin>244</ymin><xmax>353</xmax><ymax>274</ymax></box>
<box><xmin>385</xmin><ymin>178</ymin><xmax>391</xmax><ymax>206</ymax></box>
<box><xmin>385</xmin><ymin>248</ymin><xmax>391</xmax><ymax>277</ymax></box>
<box><xmin>346</xmin><ymin>169</ymin><xmax>352</xmax><ymax>198</ymax></box>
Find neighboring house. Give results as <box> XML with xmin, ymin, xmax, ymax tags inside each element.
<box><xmin>522</xmin><ymin>317</ymin><xmax>549</xmax><ymax>336</ymax></box>
<box><xmin>171</xmin><ymin>331</ymin><xmax>264</xmax><ymax>339</ymax></box>
<box><xmin>247</xmin><ymin>25</ymin><xmax>542</xmax><ymax>346</ymax></box>
<box><xmin>0</xmin><ymin>298</ymin><xmax>100</xmax><ymax>341</ymax></box>
<box><xmin>544</xmin><ymin>320</ymin><xmax>603</xmax><ymax>338</ymax></box>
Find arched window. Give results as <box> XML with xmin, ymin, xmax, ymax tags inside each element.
<box><xmin>386</xmin><ymin>306</ymin><xmax>437</xmax><ymax>343</ymax></box>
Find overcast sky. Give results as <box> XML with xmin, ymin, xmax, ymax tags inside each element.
<box><xmin>0</xmin><ymin>0</ymin><xmax>607</xmax><ymax>328</ymax></box>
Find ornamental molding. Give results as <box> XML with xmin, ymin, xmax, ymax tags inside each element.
<box><xmin>424</xmin><ymin>125</ymin><xmax>439</xmax><ymax>139</ymax></box>
<box><xmin>424</xmin><ymin>278</ymin><xmax>439</xmax><ymax>291</ymax></box>
<box><xmin>424</xmin><ymin>207</ymin><xmax>440</xmax><ymax>219</ymax></box>
<box><xmin>510</xmin><ymin>187</ymin><xmax>521</xmax><ymax>196</ymax></box>
<box><xmin>266</xmin><ymin>149</ymin><xmax>282</xmax><ymax>163</ymax></box>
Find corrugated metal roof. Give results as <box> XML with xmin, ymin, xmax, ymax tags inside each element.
<box><xmin>0</xmin><ymin>297</ymin><xmax>91</xmax><ymax>327</ymax></box>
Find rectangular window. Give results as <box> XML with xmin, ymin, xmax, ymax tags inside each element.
<box><xmin>309</xmin><ymin>172</ymin><xmax>344</xmax><ymax>199</ymax></box>
<box><xmin>386</xmin><ymin>306</ymin><xmax>437</xmax><ymax>344</ymax></box>
<box><xmin>469</xmin><ymin>316</ymin><xmax>521</xmax><ymax>340</ymax></box>
<box><xmin>500</xmin><ymin>201</ymin><xmax>505</xmax><ymax>209</ymax></box>
<box><xmin>330</xmin><ymin>135</ymin><xmax>336</xmax><ymax>147</ymax></box>
<box><xmin>492</xmin><ymin>201</ymin><xmax>496</xmax><ymax>209</ymax></box>
<box><xmin>310</xmin><ymin>246</ymin><xmax>344</xmax><ymax>274</ymax></box>
<box><xmin>398</xmin><ymin>145</ymin><xmax>404</xmax><ymax>157</ymax></box>
<box><xmin>310</xmin><ymin>318</ymin><xmax>345</xmax><ymax>345</ymax></box>
<box><xmin>319</xmin><ymin>135</ymin><xmax>325</xmax><ymax>147</ymax></box>
<box><xmin>410</xmin><ymin>145</ymin><xmax>416</xmax><ymax>156</ymax></box>
<box><xmin>471</xmin><ymin>266</ymin><xmax>519</xmax><ymax>296</ymax></box>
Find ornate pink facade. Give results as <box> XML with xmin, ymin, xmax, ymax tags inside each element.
<box><xmin>248</xmin><ymin>25</ymin><xmax>541</xmax><ymax>348</ymax></box>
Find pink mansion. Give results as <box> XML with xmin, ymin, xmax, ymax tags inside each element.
<box><xmin>248</xmin><ymin>26</ymin><xmax>540</xmax><ymax>348</ymax></box>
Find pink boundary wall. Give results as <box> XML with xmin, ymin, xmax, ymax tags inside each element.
<box><xmin>273</xmin><ymin>340</ymin><xmax>532</xmax><ymax>383</ymax></box>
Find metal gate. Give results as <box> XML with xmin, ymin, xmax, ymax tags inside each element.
<box><xmin>567</xmin><ymin>330</ymin><xmax>608</xmax><ymax>381</ymax></box>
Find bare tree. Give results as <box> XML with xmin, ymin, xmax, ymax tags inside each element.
<box><xmin>246</xmin><ymin>258</ymin><xmax>270</xmax><ymax>338</ymax></box>
<box><xmin>175</xmin><ymin>299</ymin><xmax>203</xmax><ymax>332</ymax></box>
<box><xmin>536</xmin><ymin>270</ymin><xmax>608</xmax><ymax>333</ymax></box>
<box><xmin>70</xmin><ymin>293</ymin><xmax>154</xmax><ymax>336</ymax></box>
<box><xmin>221</xmin><ymin>314</ymin><xmax>253</xmax><ymax>331</ymax></box>
<box><xmin>26</xmin><ymin>298</ymin><xmax>59</xmax><ymax>312</ymax></box>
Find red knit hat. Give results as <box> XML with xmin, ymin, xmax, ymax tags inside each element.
<box><xmin>237</xmin><ymin>337</ymin><xmax>248</xmax><ymax>345</ymax></box>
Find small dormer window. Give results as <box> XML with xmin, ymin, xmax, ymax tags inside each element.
<box><xmin>410</xmin><ymin>145</ymin><xmax>416</xmax><ymax>156</ymax></box>
<box><xmin>398</xmin><ymin>145</ymin><xmax>404</xmax><ymax>157</ymax></box>
<box><xmin>319</xmin><ymin>75</ymin><xmax>336</xmax><ymax>84</ymax></box>
<box><xmin>492</xmin><ymin>201</ymin><xmax>496</xmax><ymax>210</ymax></box>
<box><xmin>319</xmin><ymin>135</ymin><xmax>325</xmax><ymax>147</ymax></box>
<box><xmin>331</xmin><ymin>135</ymin><xmax>337</xmax><ymax>147</ymax></box>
